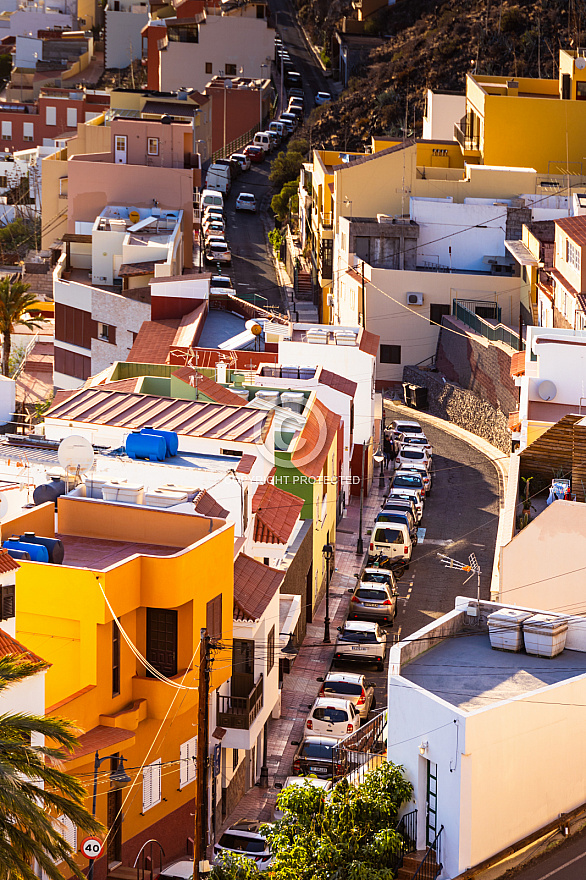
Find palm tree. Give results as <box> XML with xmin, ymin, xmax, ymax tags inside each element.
<box><xmin>0</xmin><ymin>273</ymin><xmax>44</xmax><ymax>377</ymax></box>
<box><xmin>0</xmin><ymin>654</ymin><xmax>103</xmax><ymax>880</ymax></box>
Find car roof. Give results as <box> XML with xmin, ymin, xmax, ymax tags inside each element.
<box><xmin>160</xmin><ymin>860</ymin><xmax>193</xmax><ymax>879</ymax></box>
<box><xmin>301</xmin><ymin>734</ymin><xmax>339</xmax><ymax>745</ymax></box>
<box><xmin>324</xmin><ymin>671</ymin><xmax>364</xmax><ymax>684</ymax></box>
<box><xmin>344</xmin><ymin>620</ymin><xmax>377</xmax><ymax>632</ymax></box>
<box><xmin>238</xmin><ymin>192</ymin><xmax>255</xmax><ymax>198</ymax></box>
<box><xmin>312</xmin><ymin>696</ymin><xmax>354</xmax><ymax>710</ymax></box>
<box><xmin>228</xmin><ymin>819</ymin><xmax>266</xmax><ymax>834</ymax></box>
<box><xmin>284</xmin><ymin>775</ymin><xmax>331</xmax><ymax>789</ymax></box>
<box><xmin>394</xmin><ymin>419</ymin><xmax>422</xmax><ymax>427</ymax></box>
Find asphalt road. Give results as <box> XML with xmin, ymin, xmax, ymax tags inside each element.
<box><xmin>268</xmin><ymin>0</ymin><xmax>331</xmax><ymax>108</ymax></box>
<box><xmin>333</xmin><ymin>410</ymin><xmax>501</xmax><ymax>715</ymax></box>
<box><xmin>503</xmin><ymin>828</ymin><xmax>586</xmax><ymax>880</ymax></box>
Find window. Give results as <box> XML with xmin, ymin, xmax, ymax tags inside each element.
<box><xmin>98</xmin><ymin>322</ymin><xmax>109</xmax><ymax>341</ymax></box>
<box><xmin>225</xmin><ymin>63</ymin><xmax>237</xmax><ymax>76</ymax></box>
<box><xmin>85</xmin><ymin>111</ymin><xmax>100</xmax><ymax>122</ymax></box>
<box><xmin>256</xmin><ymin>3</ymin><xmax>264</xmax><ymax>17</ymax></box>
<box><xmin>142</xmin><ymin>758</ymin><xmax>162</xmax><ymax>812</ymax></box>
<box><xmin>56</xmin><ymin>815</ymin><xmax>77</xmax><ymax>858</ymax></box>
<box><xmin>0</xmin><ymin>176</ymin><xmax>6</xmax><ymax>188</ymax></box>
<box><xmin>206</xmin><ymin>594</ymin><xmax>222</xmax><ymax>639</ymax></box>
<box><xmin>221</xmin><ymin>448</ymin><xmax>243</xmax><ymax>457</ymax></box>
<box><xmin>267</xmin><ymin>626</ymin><xmax>275</xmax><ymax>675</ymax></box>
<box><xmin>66</xmin><ymin>107</ymin><xmax>77</xmax><ymax>128</ymax></box>
<box><xmin>147</xmin><ymin>137</ymin><xmax>159</xmax><ymax>156</ymax></box>
<box><xmin>1</xmin><ymin>120</ymin><xmax>11</xmax><ymax>140</ymax></box>
<box><xmin>46</xmin><ymin>106</ymin><xmax>56</xmax><ymax>126</ymax></box>
<box><xmin>0</xmin><ymin>585</ymin><xmax>14</xmax><ymax>621</ymax></box>
<box><xmin>205</xmin><ymin>62</ymin><xmax>212</xmax><ymax>74</ymax></box>
<box><xmin>429</xmin><ymin>303</ymin><xmax>449</xmax><ymax>326</ymax></box>
<box><xmin>179</xmin><ymin>736</ymin><xmax>197</xmax><ymax>788</ymax></box>
<box><xmin>380</xmin><ymin>344</ymin><xmax>401</xmax><ymax>364</ymax></box>
<box><xmin>58</xmin><ymin>176</ymin><xmax>67</xmax><ymax>198</ymax></box>
<box><xmin>112</xmin><ymin>619</ymin><xmax>120</xmax><ymax>697</ymax></box>
<box><xmin>233</xmin><ymin>639</ymin><xmax>254</xmax><ymax>675</ymax></box>
<box><xmin>566</xmin><ymin>238</ymin><xmax>581</xmax><ymax>271</ymax></box>
<box><xmin>23</xmin><ymin>121</ymin><xmax>33</xmax><ymax>141</ymax></box>
<box><xmin>320</xmin><ymin>239</ymin><xmax>333</xmax><ymax>279</ymax></box>
<box><xmin>146</xmin><ymin>608</ymin><xmax>177</xmax><ymax>678</ymax></box>
<box><xmin>97</xmin><ymin>322</ymin><xmax>116</xmax><ymax>344</ymax></box>
<box><xmin>232</xmin><ymin>748</ymin><xmax>239</xmax><ymax>771</ymax></box>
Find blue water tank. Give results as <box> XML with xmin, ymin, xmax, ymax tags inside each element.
<box><xmin>126</xmin><ymin>431</ymin><xmax>166</xmax><ymax>462</ymax></box>
<box><xmin>141</xmin><ymin>426</ymin><xmax>179</xmax><ymax>457</ymax></box>
<box><xmin>3</xmin><ymin>540</ymin><xmax>49</xmax><ymax>563</ymax></box>
<box><xmin>21</xmin><ymin>533</ymin><xmax>64</xmax><ymax>565</ymax></box>
<box><xmin>5</xmin><ymin>548</ymin><xmax>31</xmax><ymax>561</ymax></box>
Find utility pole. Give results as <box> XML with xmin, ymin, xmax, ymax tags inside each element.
<box><xmin>360</xmin><ymin>260</ymin><xmax>365</xmax><ymax>327</ymax></box>
<box><xmin>194</xmin><ymin>628</ymin><xmax>210</xmax><ymax>880</ymax></box>
<box><xmin>356</xmin><ymin>441</ymin><xmax>367</xmax><ymax>555</ymax></box>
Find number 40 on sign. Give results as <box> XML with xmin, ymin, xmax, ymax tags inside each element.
<box><xmin>81</xmin><ymin>837</ymin><xmax>104</xmax><ymax>860</ymax></box>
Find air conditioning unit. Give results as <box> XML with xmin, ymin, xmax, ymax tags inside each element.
<box><xmin>407</xmin><ymin>292</ymin><xmax>424</xmax><ymax>306</ymax></box>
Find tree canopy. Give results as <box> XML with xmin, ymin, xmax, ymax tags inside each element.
<box><xmin>0</xmin><ymin>273</ymin><xmax>43</xmax><ymax>375</ymax></box>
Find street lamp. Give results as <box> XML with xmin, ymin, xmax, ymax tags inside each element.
<box><xmin>88</xmin><ymin>751</ymin><xmax>131</xmax><ymax>880</ymax></box>
<box><xmin>356</xmin><ymin>438</ymin><xmax>371</xmax><ymax>555</ymax></box>
<box><xmin>259</xmin><ymin>63</ymin><xmax>267</xmax><ymax>131</ymax></box>
<box><xmin>322</xmin><ymin>543</ymin><xmax>333</xmax><ymax>643</ymax></box>
<box><xmin>374</xmin><ymin>445</ymin><xmax>384</xmax><ymax>490</ymax></box>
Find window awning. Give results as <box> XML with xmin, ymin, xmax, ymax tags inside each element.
<box><xmin>279</xmin><ymin>593</ymin><xmax>301</xmax><ymax>654</ymax></box>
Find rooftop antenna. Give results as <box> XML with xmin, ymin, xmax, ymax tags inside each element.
<box><xmin>438</xmin><ymin>552</ymin><xmax>482</xmax><ymax>601</ymax></box>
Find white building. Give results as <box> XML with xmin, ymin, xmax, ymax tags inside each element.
<box><xmin>104</xmin><ymin>0</ymin><xmax>148</xmax><ymax>69</ymax></box>
<box><xmin>388</xmin><ymin>597</ymin><xmax>586</xmax><ymax>878</ymax></box>
<box><xmin>421</xmin><ymin>89</ymin><xmax>466</xmax><ymax>142</ymax></box>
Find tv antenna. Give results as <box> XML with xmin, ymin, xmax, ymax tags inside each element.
<box><xmin>439</xmin><ymin>552</ymin><xmax>481</xmax><ymax>601</ymax></box>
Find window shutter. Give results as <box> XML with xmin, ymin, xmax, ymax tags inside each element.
<box><xmin>46</xmin><ymin>106</ymin><xmax>56</xmax><ymax>126</ymax></box>
<box><xmin>56</xmin><ymin>814</ymin><xmax>77</xmax><ymax>855</ymax></box>
<box><xmin>143</xmin><ymin>759</ymin><xmax>162</xmax><ymax>811</ymax></box>
<box><xmin>206</xmin><ymin>595</ymin><xmax>222</xmax><ymax>639</ymax></box>
<box><xmin>1</xmin><ymin>120</ymin><xmax>11</xmax><ymax>137</ymax></box>
<box><xmin>23</xmin><ymin>121</ymin><xmax>33</xmax><ymax>138</ymax></box>
<box><xmin>66</xmin><ymin>107</ymin><xmax>77</xmax><ymax>128</ymax></box>
<box><xmin>1</xmin><ymin>585</ymin><xmax>15</xmax><ymax>620</ymax></box>
<box><xmin>110</xmin><ymin>325</ymin><xmax>116</xmax><ymax>345</ymax></box>
<box><xmin>180</xmin><ymin>736</ymin><xmax>197</xmax><ymax>788</ymax></box>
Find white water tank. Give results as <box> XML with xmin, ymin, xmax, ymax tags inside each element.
<box><xmin>102</xmin><ymin>482</ymin><xmax>145</xmax><ymax>505</ymax></box>
<box><xmin>144</xmin><ymin>488</ymin><xmax>189</xmax><ymax>508</ymax></box>
<box><xmin>335</xmin><ymin>330</ymin><xmax>357</xmax><ymax>346</ymax></box>
<box><xmin>255</xmin><ymin>390</ymin><xmax>280</xmax><ymax>407</ymax></box>
<box><xmin>488</xmin><ymin>608</ymin><xmax>532</xmax><ymax>652</ymax></box>
<box><xmin>523</xmin><ymin>614</ymin><xmax>568</xmax><ymax>658</ymax></box>
<box><xmin>306</xmin><ymin>328</ymin><xmax>328</xmax><ymax>344</ymax></box>
<box><xmin>280</xmin><ymin>391</ymin><xmax>305</xmax><ymax>414</ymax></box>
<box><xmin>229</xmin><ymin>387</ymin><xmax>250</xmax><ymax>401</ymax></box>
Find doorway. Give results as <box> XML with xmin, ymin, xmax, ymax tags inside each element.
<box><xmin>305</xmin><ymin>565</ymin><xmax>313</xmax><ymax>623</ymax></box>
<box><xmin>114</xmin><ymin>135</ymin><xmax>127</xmax><ymax>164</ymax></box>
<box><xmin>107</xmin><ymin>787</ymin><xmax>122</xmax><ymax>866</ymax></box>
<box><xmin>425</xmin><ymin>760</ymin><xmax>438</xmax><ymax>846</ymax></box>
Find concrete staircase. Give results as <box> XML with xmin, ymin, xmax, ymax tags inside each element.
<box><xmin>295</xmin><ymin>270</ymin><xmax>314</xmax><ymax>302</ymax></box>
<box><xmin>397</xmin><ymin>849</ymin><xmax>439</xmax><ymax>880</ymax></box>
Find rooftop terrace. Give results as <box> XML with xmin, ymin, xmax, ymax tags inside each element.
<box><xmin>55</xmin><ymin>532</ymin><xmax>180</xmax><ymax>569</ymax></box>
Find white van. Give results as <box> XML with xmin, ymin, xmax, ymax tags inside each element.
<box><xmin>269</xmin><ymin>120</ymin><xmax>286</xmax><ymax>140</ymax></box>
<box><xmin>253</xmin><ymin>131</ymin><xmax>271</xmax><ymax>153</ymax></box>
<box><xmin>369</xmin><ymin>521</ymin><xmax>412</xmax><ymax>562</ymax></box>
<box><xmin>205</xmin><ymin>164</ymin><xmax>231</xmax><ymax>194</ymax></box>
<box><xmin>201</xmin><ymin>189</ymin><xmax>224</xmax><ymax>210</ymax></box>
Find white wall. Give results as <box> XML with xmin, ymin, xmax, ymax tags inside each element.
<box><xmin>422</xmin><ymin>90</ymin><xmax>466</xmax><ymax>142</ymax></box>
<box><xmin>8</xmin><ymin>9</ymin><xmax>72</xmax><ymax>36</ymax></box>
<box><xmin>160</xmin><ymin>15</ymin><xmax>274</xmax><ymax>93</ymax></box>
<box><xmin>520</xmin><ymin>326</ymin><xmax>586</xmax><ymax>427</ymax></box>
<box><xmin>0</xmin><ymin>649</ymin><xmax>45</xmax><ymax>747</ymax></box>
<box><xmin>105</xmin><ymin>7</ymin><xmax>149</xmax><ymax>69</ymax></box>
<box><xmin>14</xmin><ymin>34</ymin><xmax>42</xmax><ymax>66</ymax></box>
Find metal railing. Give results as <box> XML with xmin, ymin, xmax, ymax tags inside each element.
<box><xmin>217</xmin><ymin>673</ymin><xmax>264</xmax><ymax>730</ymax></box>
<box><xmin>11</xmin><ymin>331</ymin><xmax>39</xmax><ymax>380</ymax></box>
<box><xmin>133</xmin><ymin>839</ymin><xmax>165</xmax><ymax>880</ymax></box>
<box><xmin>412</xmin><ymin>825</ymin><xmax>444</xmax><ymax>880</ymax></box>
<box><xmin>398</xmin><ymin>809</ymin><xmax>418</xmax><ymax>851</ymax></box>
<box><xmin>453</xmin><ymin>121</ymin><xmax>480</xmax><ymax>152</ymax></box>
<box><xmin>210</xmin><ymin>123</ymin><xmax>262</xmax><ymax>163</ymax></box>
<box><xmin>453</xmin><ymin>299</ymin><xmax>523</xmax><ymax>351</ymax></box>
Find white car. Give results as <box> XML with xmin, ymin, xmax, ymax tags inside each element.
<box><xmin>205</xmin><ymin>240</ymin><xmax>231</xmax><ymax>265</ymax></box>
<box><xmin>390</xmin><ymin>419</ymin><xmax>426</xmax><ymax>441</ymax></box>
<box><xmin>397</xmin><ymin>463</ymin><xmax>432</xmax><ymax>493</ymax></box>
<box><xmin>396</xmin><ymin>445</ymin><xmax>431</xmax><ymax>471</ymax></box>
<box><xmin>401</xmin><ymin>434</ymin><xmax>432</xmax><ymax>457</ymax></box>
<box><xmin>305</xmin><ymin>696</ymin><xmax>360</xmax><ymax>738</ymax></box>
<box><xmin>273</xmin><ymin>776</ymin><xmax>332</xmax><ymax>821</ymax></box>
<box><xmin>315</xmin><ymin>91</ymin><xmax>331</xmax><ymax>105</ymax></box>
<box><xmin>334</xmin><ymin>620</ymin><xmax>387</xmax><ymax>671</ymax></box>
<box><xmin>158</xmin><ymin>860</ymin><xmax>193</xmax><ymax>880</ymax></box>
<box><xmin>214</xmin><ymin>821</ymin><xmax>273</xmax><ymax>872</ymax></box>
<box><xmin>202</xmin><ymin>219</ymin><xmax>225</xmax><ymax>238</ymax></box>
<box><xmin>231</xmin><ymin>152</ymin><xmax>251</xmax><ymax>172</ymax></box>
<box><xmin>387</xmin><ymin>489</ymin><xmax>423</xmax><ymax>522</ymax></box>
<box><xmin>236</xmin><ymin>192</ymin><xmax>257</xmax><ymax>212</ymax></box>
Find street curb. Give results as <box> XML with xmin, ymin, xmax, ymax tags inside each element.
<box><xmin>259</xmin><ymin>189</ymin><xmax>291</xmax><ymax>315</ymax></box>
<box><xmin>384</xmin><ymin>400</ymin><xmax>509</xmax><ymax>599</ymax></box>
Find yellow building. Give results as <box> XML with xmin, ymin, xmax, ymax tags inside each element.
<box><xmin>7</xmin><ymin>496</ymin><xmax>233</xmax><ymax>877</ymax></box>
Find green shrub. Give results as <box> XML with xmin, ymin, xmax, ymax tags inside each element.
<box><xmin>268</xmin><ymin>228</ymin><xmax>284</xmax><ymax>255</ymax></box>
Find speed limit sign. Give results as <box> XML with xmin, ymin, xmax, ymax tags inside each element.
<box><xmin>81</xmin><ymin>837</ymin><xmax>104</xmax><ymax>860</ymax></box>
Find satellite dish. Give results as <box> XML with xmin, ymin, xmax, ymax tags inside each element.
<box><xmin>128</xmin><ymin>209</ymin><xmax>140</xmax><ymax>224</ymax></box>
<box><xmin>0</xmin><ymin>495</ymin><xmax>8</xmax><ymax>520</ymax></box>
<box><xmin>58</xmin><ymin>436</ymin><xmax>94</xmax><ymax>474</ymax></box>
<box><xmin>538</xmin><ymin>379</ymin><xmax>557</xmax><ymax>401</ymax></box>
<box><xmin>576</xmin><ymin>57</ymin><xmax>586</xmax><ymax>69</ymax></box>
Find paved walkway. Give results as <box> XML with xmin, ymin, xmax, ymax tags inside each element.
<box><xmin>220</xmin><ymin>475</ymin><xmax>388</xmax><ymax>829</ymax></box>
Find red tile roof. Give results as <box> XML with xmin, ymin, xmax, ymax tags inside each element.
<box><xmin>70</xmin><ymin>724</ymin><xmax>135</xmax><ymax>761</ymax></box>
<box><xmin>319</xmin><ymin>368</ymin><xmax>357</xmax><ymax>398</ymax></box>
<box><xmin>172</xmin><ymin>367</ymin><xmax>246</xmax><ymax>406</ymax></box>
<box><xmin>127</xmin><ymin>319</ymin><xmax>180</xmax><ymax>364</ymax></box>
<box><xmin>291</xmin><ymin>398</ymin><xmax>340</xmax><ymax>478</ymax></box>
<box><xmin>0</xmin><ymin>549</ymin><xmax>19</xmax><ymax>574</ymax></box>
<box><xmin>0</xmin><ymin>629</ymin><xmax>45</xmax><ymax>665</ymax></box>
<box><xmin>233</xmin><ymin>553</ymin><xmax>285</xmax><ymax>621</ymax></box>
<box><xmin>236</xmin><ymin>453</ymin><xmax>256</xmax><ymax>474</ymax></box>
<box><xmin>551</xmin><ymin>268</ymin><xmax>579</xmax><ymax>297</ymax></box>
<box><xmin>193</xmin><ymin>489</ymin><xmax>229</xmax><ymax>518</ymax></box>
<box><xmin>252</xmin><ymin>482</ymin><xmax>304</xmax><ymax>544</ymax></box>
<box><xmin>100</xmin><ymin>378</ymin><xmax>142</xmax><ymax>393</ymax></box>
<box><xmin>359</xmin><ymin>329</ymin><xmax>380</xmax><ymax>357</ymax></box>
<box><xmin>556</xmin><ymin>215</ymin><xmax>586</xmax><ymax>247</ymax></box>
<box><xmin>118</xmin><ymin>261</ymin><xmax>163</xmax><ymax>277</ymax></box>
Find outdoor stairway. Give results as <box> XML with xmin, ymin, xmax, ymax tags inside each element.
<box><xmin>295</xmin><ymin>270</ymin><xmax>313</xmax><ymax>302</ymax></box>
<box><xmin>397</xmin><ymin>849</ymin><xmax>439</xmax><ymax>880</ymax></box>
<box><xmin>107</xmin><ymin>867</ymin><xmax>151</xmax><ymax>880</ymax></box>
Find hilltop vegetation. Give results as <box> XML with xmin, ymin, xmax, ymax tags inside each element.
<box><xmin>299</xmin><ymin>0</ymin><xmax>583</xmax><ymax>150</ymax></box>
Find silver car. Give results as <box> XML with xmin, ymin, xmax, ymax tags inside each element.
<box><xmin>213</xmin><ymin>820</ymin><xmax>273</xmax><ymax>872</ymax></box>
<box><xmin>318</xmin><ymin>671</ymin><xmax>376</xmax><ymax>720</ymax></box>
<box><xmin>334</xmin><ymin>620</ymin><xmax>387</xmax><ymax>671</ymax></box>
<box><xmin>348</xmin><ymin>570</ymin><xmax>398</xmax><ymax>625</ymax></box>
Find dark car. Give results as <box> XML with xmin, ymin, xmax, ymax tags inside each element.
<box><xmin>382</xmin><ymin>496</ymin><xmax>418</xmax><ymax>523</ymax></box>
<box><xmin>291</xmin><ymin>735</ymin><xmax>348</xmax><ymax>780</ymax></box>
<box><xmin>215</xmin><ymin>157</ymin><xmax>240</xmax><ymax>179</ymax></box>
<box><xmin>244</xmin><ymin>144</ymin><xmax>264</xmax><ymax>164</ymax></box>
<box><xmin>375</xmin><ymin>510</ymin><xmax>417</xmax><ymax>543</ymax></box>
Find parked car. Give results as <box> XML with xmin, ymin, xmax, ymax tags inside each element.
<box><xmin>236</xmin><ymin>192</ymin><xmax>257</xmax><ymax>212</ymax></box>
<box><xmin>158</xmin><ymin>860</ymin><xmax>194</xmax><ymax>880</ymax></box>
<box><xmin>202</xmin><ymin>219</ymin><xmax>225</xmax><ymax>238</ymax></box>
<box><xmin>213</xmin><ymin>820</ymin><xmax>273</xmax><ymax>872</ymax></box>
<box><xmin>291</xmin><ymin>734</ymin><xmax>348</xmax><ymax>780</ymax></box>
<box><xmin>202</xmin><ymin>205</ymin><xmax>225</xmax><ymax>223</ymax></box>
<box><xmin>396</xmin><ymin>445</ymin><xmax>431</xmax><ymax>471</ymax></box>
<box><xmin>200</xmin><ymin>188</ymin><xmax>224</xmax><ymax>209</ymax></box>
<box><xmin>209</xmin><ymin>274</ymin><xmax>233</xmax><ymax>290</ymax></box>
<box><xmin>397</xmin><ymin>462</ymin><xmax>432</xmax><ymax>494</ymax></box>
<box><xmin>269</xmin><ymin>120</ymin><xmax>287</xmax><ymax>141</ymax></box>
<box><xmin>280</xmin><ymin>112</ymin><xmax>298</xmax><ymax>132</ymax></box>
<box><xmin>205</xmin><ymin>239</ymin><xmax>231</xmax><ymax>265</ymax></box>
<box><xmin>382</xmin><ymin>494</ymin><xmax>419</xmax><ymax>523</ymax></box>
<box><xmin>273</xmin><ymin>776</ymin><xmax>331</xmax><ymax>821</ymax></box>
<box><xmin>215</xmin><ymin>157</ymin><xmax>240</xmax><ymax>179</ymax></box>
<box><xmin>230</xmin><ymin>152</ymin><xmax>251</xmax><ymax>172</ymax></box>
<box><xmin>386</xmin><ymin>490</ymin><xmax>423</xmax><ymax>523</ymax></box>
<box><xmin>401</xmin><ymin>434</ymin><xmax>432</xmax><ymax>456</ymax></box>
<box><xmin>244</xmin><ymin>144</ymin><xmax>264</xmax><ymax>163</ymax></box>
<box><xmin>348</xmin><ymin>569</ymin><xmax>398</xmax><ymax>624</ymax></box>
<box><xmin>392</xmin><ymin>470</ymin><xmax>426</xmax><ymax>498</ymax></box>
<box><xmin>288</xmin><ymin>87</ymin><xmax>305</xmax><ymax>101</ymax></box>
<box><xmin>334</xmin><ymin>620</ymin><xmax>387</xmax><ymax>671</ymax></box>
<box><xmin>369</xmin><ymin>518</ymin><xmax>413</xmax><ymax>562</ymax></box>
<box><xmin>253</xmin><ymin>131</ymin><xmax>272</xmax><ymax>153</ymax></box>
<box><xmin>305</xmin><ymin>696</ymin><xmax>360</xmax><ymax>738</ymax></box>
<box><xmin>315</xmin><ymin>91</ymin><xmax>331</xmax><ymax>105</ymax></box>
<box><xmin>390</xmin><ymin>419</ymin><xmax>426</xmax><ymax>441</ymax></box>
<box><xmin>318</xmin><ymin>671</ymin><xmax>376</xmax><ymax>720</ymax></box>
<box><xmin>375</xmin><ymin>509</ymin><xmax>417</xmax><ymax>544</ymax></box>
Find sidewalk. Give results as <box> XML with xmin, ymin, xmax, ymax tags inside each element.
<box><xmin>220</xmin><ymin>474</ymin><xmax>388</xmax><ymax>829</ymax></box>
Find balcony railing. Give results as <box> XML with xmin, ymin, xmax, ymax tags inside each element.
<box><xmin>453</xmin><ymin>121</ymin><xmax>480</xmax><ymax>152</ymax></box>
<box><xmin>217</xmin><ymin>672</ymin><xmax>264</xmax><ymax>730</ymax></box>
<box><xmin>320</xmin><ymin>211</ymin><xmax>333</xmax><ymax>230</ymax></box>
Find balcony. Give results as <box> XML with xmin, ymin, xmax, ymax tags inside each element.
<box><xmin>453</xmin><ymin>121</ymin><xmax>480</xmax><ymax>154</ymax></box>
<box><xmin>320</xmin><ymin>211</ymin><xmax>333</xmax><ymax>230</ymax></box>
<box><xmin>217</xmin><ymin>672</ymin><xmax>263</xmax><ymax>730</ymax></box>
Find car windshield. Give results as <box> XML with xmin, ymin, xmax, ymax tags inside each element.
<box><xmin>240</xmin><ymin>195</ymin><xmax>254</xmax><ymax>202</ymax></box>
<box><xmin>218</xmin><ymin>833</ymin><xmax>265</xmax><ymax>854</ymax></box>
<box><xmin>402</xmin><ymin>449</ymin><xmax>425</xmax><ymax>459</ymax></box>
<box><xmin>394</xmin><ymin>476</ymin><xmax>422</xmax><ymax>488</ymax></box>
<box><xmin>323</xmin><ymin>681</ymin><xmax>363</xmax><ymax>697</ymax></box>
<box><xmin>342</xmin><ymin>629</ymin><xmax>378</xmax><ymax>643</ymax></box>
<box><xmin>356</xmin><ymin>588</ymin><xmax>387</xmax><ymax>601</ymax></box>
<box><xmin>398</xmin><ymin>424</ymin><xmax>423</xmax><ymax>434</ymax></box>
<box><xmin>301</xmin><ymin>742</ymin><xmax>334</xmax><ymax>759</ymax></box>
<box><xmin>373</xmin><ymin>528</ymin><xmax>404</xmax><ymax>545</ymax></box>
<box><xmin>389</xmin><ymin>494</ymin><xmax>415</xmax><ymax>505</ymax></box>
<box><xmin>313</xmin><ymin>707</ymin><xmax>348</xmax><ymax>723</ymax></box>
<box><xmin>378</xmin><ymin>513</ymin><xmax>408</xmax><ymax>526</ymax></box>
<box><xmin>363</xmin><ymin>571</ymin><xmax>390</xmax><ymax>584</ymax></box>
